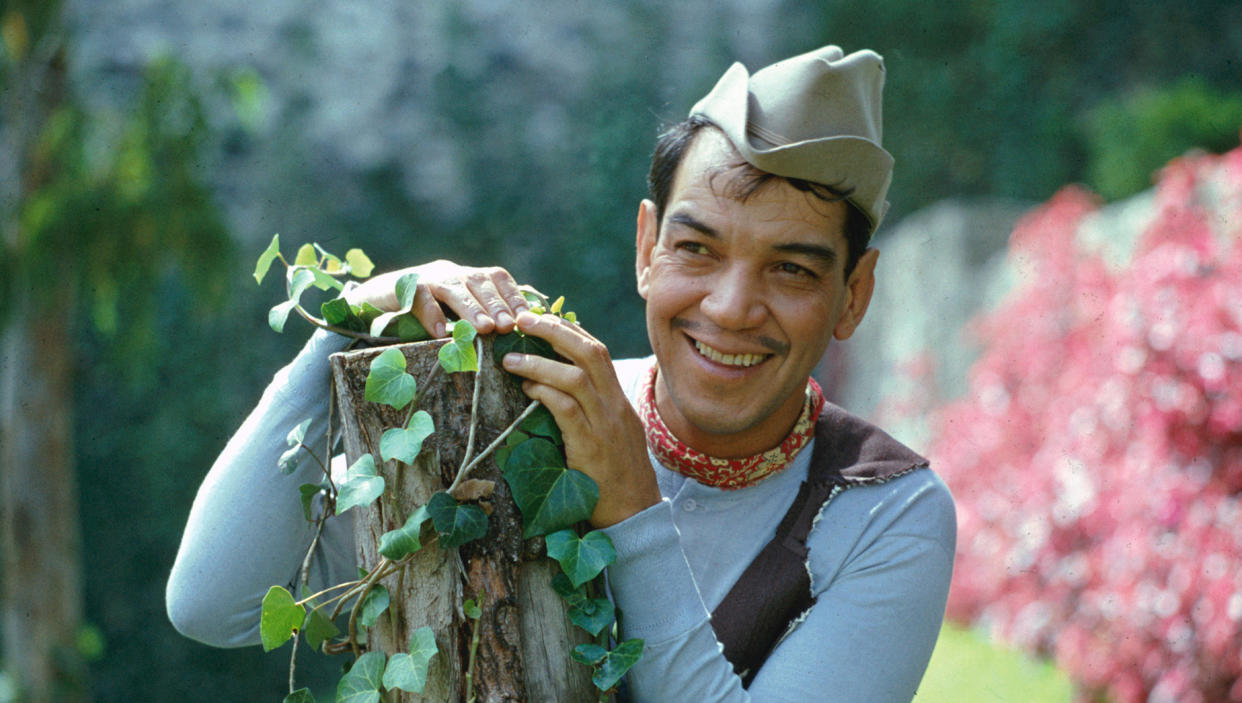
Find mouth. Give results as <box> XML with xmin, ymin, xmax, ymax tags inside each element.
<box><xmin>692</xmin><ymin>338</ymin><xmax>770</xmax><ymax>368</ymax></box>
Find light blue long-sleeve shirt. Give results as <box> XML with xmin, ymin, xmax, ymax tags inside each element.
<box><xmin>167</xmin><ymin>330</ymin><xmax>956</xmax><ymax>702</ymax></box>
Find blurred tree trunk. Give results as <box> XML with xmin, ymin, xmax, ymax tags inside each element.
<box><xmin>0</xmin><ymin>3</ymin><xmax>89</xmax><ymax>702</ymax></box>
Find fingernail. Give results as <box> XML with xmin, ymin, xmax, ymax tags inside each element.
<box><xmin>475</xmin><ymin>313</ymin><xmax>492</xmax><ymax>328</ymax></box>
<box><xmin>502</xmin><ymin>353</ymin><xmax>521</xmax><ymax>368</ymax></box>
<box><xmin>496</xmin><ymin>311</ymin><xmax>514</xmax><ymax>328</ymax></box>
<box><xmin>516</xmin><ymin>311</ymin><xmax>538</xmax><ymax>326</ymax></box>
<box><xmin>435</xmin><ymin>322</ymin><xmax>446</xmax><ymax>337</ymax></box>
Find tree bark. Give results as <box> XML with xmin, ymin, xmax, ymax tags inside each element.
<box><xmin>0</xmin><ymin>6</ymin><xmax>88</xmax><ymax>701</ymax></box>
<box><xmin>330</xmin><ymin>337</ymin><xmax>595</xmax><ymax>703</ymax></box>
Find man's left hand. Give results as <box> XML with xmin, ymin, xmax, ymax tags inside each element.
<box><xmin>500</xmin><ymin>311</ymin><xmax>660</xmax><ymax>528</ymax></box>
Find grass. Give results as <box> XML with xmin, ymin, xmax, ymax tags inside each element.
<box><xmin>913</xmin><ymin>622</ymin><xmax>1076</xmax><ymax>703</ymax></box>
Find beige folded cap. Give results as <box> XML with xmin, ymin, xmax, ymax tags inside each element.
<box><xmin>690</xmin><ymin>45</ymin><xmax>894</xmax><ymax>234</ymax></box>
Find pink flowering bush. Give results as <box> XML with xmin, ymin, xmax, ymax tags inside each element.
<box><xmin>928</xmin><ymin>144</ymin><xmax>1242</xmax><ymax>702</ymax></box>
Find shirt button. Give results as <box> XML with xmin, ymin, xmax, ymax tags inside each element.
<box><xmin>682</xmin><ymin>499</ymin><xmax>698</xmax><ymax>512</ymax></box>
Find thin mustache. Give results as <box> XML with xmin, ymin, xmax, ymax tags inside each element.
<box><xmin>671</xmin><ymin>318</ymin><xmax>789</xmax><ymax>356</ymax></box>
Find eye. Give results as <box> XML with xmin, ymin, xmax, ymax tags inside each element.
<box><xmin>675</xmin><ymin>241</ymin><xmax>711</xmax><ymax>256</ymax></box>
<box><xmin>776</xmin><ymin>261</ymin><xmax>817</xmax><ymax>278</ymax></box>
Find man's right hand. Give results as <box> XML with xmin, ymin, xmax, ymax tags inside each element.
<box><xmin>345</xmin><ymin>260</ymin><xmax>530</xmax><ymax>338</ymax></box>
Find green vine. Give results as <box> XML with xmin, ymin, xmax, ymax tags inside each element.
<box><xmin>254</xmin><ymin>237</ymin><xmax>642</xmax><ymax>702</ymax></box>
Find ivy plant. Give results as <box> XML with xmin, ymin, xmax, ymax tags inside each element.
<box><xmin>254</xmin><ymin>238</ymin><xmax>642</xmax><ymax>702</ymax></box>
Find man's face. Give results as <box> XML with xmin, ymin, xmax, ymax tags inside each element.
<box><xmin>635</xmin><ymin>128</ymin><xmax>878</xmax><ymax>458</ymax></box>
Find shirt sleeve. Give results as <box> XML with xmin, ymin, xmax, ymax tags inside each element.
<box><xmin>602</xmin><ymin>470</ymin><xmax>956</xmax><ymax>703</ymax></box>
<box><xmin>165</xmin><ymin>328</ymin><xmax>358</xmax><ymax>648</ymax></box>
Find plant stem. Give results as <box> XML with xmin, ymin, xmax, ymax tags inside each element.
<box><xmin>324</xmin><ymin>379</ymin><xmax>337</xmax><ymax>494</ymax></box>
<box><xmin>288</xmin><ymin>628</ymin><xmax>300</xmax><ymax>694</ymax></box>
<box><xmin>295</xmin><ymin>579</ymin><xmax>361</xmax><ymax>608</ymax></box>
<box><xmin>464</xmin><ymin>596</ymin><xmax>483</xmax><ymax>703</ymax></box>
<box><xmin>344</xmin><ymin>557</ymin><xmax>397</xmax><ymax>658</ymax></box>
<box><xmin>294</xmin><ymin>305</ymin><xmax>399</xmax><ymax>344</ymax></box>
<box><xmin>299</xmin><ymin>517</ymin><xmax>326</xmax><ymax>589</ymax></box>
<box><xmin>457</xmin><ymin>338</ymin><xmax>485</xmax><ymax>468</ymax></box>
<box><xmin>448</xmin><ymin>400</ymin><xmax>541</xmax><ymax>493</ymax></box>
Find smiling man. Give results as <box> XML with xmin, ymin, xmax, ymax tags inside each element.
<box><xmin>168</xmin><ymin>45</ymin><xmax>956</xmax><ymax>702</ymax></box>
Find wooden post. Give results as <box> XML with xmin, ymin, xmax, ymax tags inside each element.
<box><xmin>330</xmin><ymin>336</ymin><xmax>596</xmax><ymax>703</ymax></box>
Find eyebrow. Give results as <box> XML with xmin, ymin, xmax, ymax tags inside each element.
<box><xmin>666</xmin><ymin>212</ymin><xmax>839</xmax><ymax>268</ymax></box>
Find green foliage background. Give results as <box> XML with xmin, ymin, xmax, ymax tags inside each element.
<box><xmin>3</xmin><ymin>0</ymin><xmax>1238</xmax><ymax>700</ymax></box>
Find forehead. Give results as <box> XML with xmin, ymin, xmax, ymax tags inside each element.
<box><xmin>668</xmin><ymin>129</ymin><xmax>847</xmax><ymax>236</ymax></box>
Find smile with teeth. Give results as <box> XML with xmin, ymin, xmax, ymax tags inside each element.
<box><xmin>693</xmin><ymin>339</ymin><xmax>768</xmax><ymax>368</ymax></box>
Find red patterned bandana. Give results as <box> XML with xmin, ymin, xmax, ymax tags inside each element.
<box><xmin>638</xmin><ymin>362</ymin><xmax>825</xmax><ymax>490</ymax></box>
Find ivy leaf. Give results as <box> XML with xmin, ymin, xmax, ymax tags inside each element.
<box><xmin>336</xmin><ymin>454</ymin><xmax>385</xmax><ymax>515</ymax></box>
<box><xmin>592</xmin><ymin>639</ymin><xmax>645</xmax><ymax>691</ymax></box>
<box><xmin>283</xmin><ymin>689</ymin><xmax>315</xmax><ymax>703</ymax></box>
<box><xmin>321</xmin><ymin>297</ymin><xmax>353</xmax><ymax>326</ymax></box>
<box><xmin>259</xmin><ymin>586</ymin><xmax>305</xmax><ymax>652</ymax></box>
<box><xmin>355</xmin><ymin>302</ymin><xmax>385</xmax><ymax>326</ymax></box>
<box><xmin>303</xmin><ymin>606</ymin><xmax>339</xmax><ymax>650</ymax></box>
<box><xmin>551</xmin><ymin>572</ymin><xmax>590</xmax><ymax>610</ymax></box>
<box><xmin>309</xmin><ymin>267</ymin><xmax>344</xmax><ymax>292</ymax></box>
<box><xmin>364</xmin><ymin>348</ymin><xmax>417</xmax><ymax>410</ymax></box>
<box><xmin>493</xmin><ymin>331</ymin><xmax>557</xmax><ymax>366</ymax></box>
<box><xmin>546</xmin><ymin>529</ymin><xmax>616</xmax><ymax>588</ymax></box>
<box><xmin>463</xmin><ymin>599</ymin><xmax>482</xmax><ymax>619</ymax></box>
<box><xmin>393</xmin><ymin>314</ymin><xmax>431</xmax><ymax>342</ymax></box>
<box><xmin>493</xmin><ymin>429</ymin><xmax>529</xmax><ymax>469</ymax></box>
<box><xmin>379</xmin><ymin>505</ymin><xmax>432</xmax><ymax>560</ymax></box>
<box><xmin>336</xmin><ymin>650</ymin><xmax>386</xmax><ymax>703</ymax></box>
<box><xmin>358</xmin><ymin>585</ymin><xmax>389</xmax><ymax>628</ymax></box>
<box><xmin>380</xmin><ymin>411</ymin><xmax>435</xmax><ymax>464</ymax></box>
<box><xmin>268</xmin><ymin>299</ymin><xmax>299</xmax><ymax>334</ymax></box>
<box><xmin>552</xmin><ymin>571</ymin><xmax>615</xmax><ymax>635</ymax></box>
<box><xmin>382</xmin><ymin>626</ymin><xmax>438</xmax><ymax>694</ymax></box>
<box><xmin>438</xmin><ymin>320</ymin><xmax>478</xmax><ymax>373</ymax></box>
<box><xmin>571</xmin><ymin>643</ymin><xmax>607</xmax><ymax>666</ymax></box>
<box><xmin>345</xmin><ymin>248</ymin><xmax>374</xmax><ymax>278</ymax></box>
<box><xmin>294</xmin><ymin>243</ymin><xmax>318</xmax><ymax>267</ymax></box>
<box><xmin>569</xmin><ymin>597</ymin><xmax>615</xmax><ymax>637</ymax></box>
<box><xmin>286</xmin><ymin>418</ymin><xmax>312</xmax><ymax>447</ymax></box>
<box><xmin>313</xmin><ymin>243</ymin><xmax>342</xmax><ymax>272</ymax></box>
<box><xmin>254</xmin><ymin>233</ymin><xmax>281</xmax><ymax>285</ymax></box>
<box><xmin>393</xmin><ymin>272</ymin><xmax>420</xmax><ymax>310</ymax></box>
<box><xmin>368</xmin><ymin>273</ymin><xmax>422</xmax><ymax>337</ymax></box>
<box><xmin>520</xmin><ymin>405</ymin><xmax>563</xmax><ymax>446</ymax></box>
<box><xmin>503</xmin><ymin>438</ymin><xmax>598</xmax><ymax>538</ymax></box>
<box><xmin>426</xmin><ymin>491</ymin><xmax>488</xmax><ymax>548</ymax></box>
<box><xmin>268</xmin><ymin>268</ymin><xmax>317</xmax><ymax>333</ymax></box>
<box><xmin>299</xmin><ymin>483</ymin><xmax>324</xmax><ymax>522</ymax></box>
<box><xmin>279</xmin><ymin>418</ymin><xmax>312</xmax><ymax>473</ymax></box>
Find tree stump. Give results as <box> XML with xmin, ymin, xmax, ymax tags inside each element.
<box><xmin>330</xmin><ymin>336</ymin><xmax>595</xmax><ymax>702</ymax></box>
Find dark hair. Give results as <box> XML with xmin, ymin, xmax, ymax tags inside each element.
<box><xmin>646</xmin><ymin>115</ymin><xmax>871</xmax><ymax>277</ymax></box>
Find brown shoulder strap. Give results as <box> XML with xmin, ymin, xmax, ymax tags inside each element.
<box><xmin>709</xmin><ymin>403</ymin><xmax>927</xmax><ymax>687</ymax></box>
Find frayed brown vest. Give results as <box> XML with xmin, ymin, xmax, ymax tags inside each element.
<box><xmin>709</xmin><ymin>402</ymin><xmax>928</xmax><ymax>687</ymax></box>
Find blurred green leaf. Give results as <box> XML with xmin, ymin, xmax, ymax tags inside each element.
<box><xmin>337</xmin><ymin>650</ymin><xmax>386</xmax><ymax>703</ymax></box>
<box><xmin>259</xmin><ymin>586</ymin><xmax>305</xmax><ymax>652</ymax></box>
<box><xmin>336</xmin><ymin>454</ymin><xmax>384</xmax><ymax>515</ymax></box>
<box><xmin>254</xmin><ymin>234</ymin><xmax>281</xmax><ymax>284</ymax></box>
<box><xmin>382</xmin><ymin>626</ymin><xmax>437</xmax><ymax>694</ymax></box>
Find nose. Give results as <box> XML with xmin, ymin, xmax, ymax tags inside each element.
<box><xmin>700</xmin><ymin>266</ymin><xmax>767</xmax><ymax>330</ymax></box>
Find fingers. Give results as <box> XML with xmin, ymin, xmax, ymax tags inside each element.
<box><xmin>501</xmin><ymin>312</ymin><xmax>618</xmax><ymax>418</ymax></box>
<box><xmin>427</xmin><ymin>266</ymin><xmax>528</xmax><ymax>336</ymax></box>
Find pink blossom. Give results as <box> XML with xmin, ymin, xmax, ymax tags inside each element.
<box><xmin>913</xmin><ymin>144</ymin><xmax>1242</xmax><ymax>701</ymax></box>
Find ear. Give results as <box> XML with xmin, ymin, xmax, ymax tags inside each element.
<box><xmin>832</xmin><ymin>247</ymin><xmax>879</xmax><ymax>341</ymax></box>
<box><xmin>635</xmin><ymin>199</ymin><xmax>659</xmax><ymax>300</ymax></box>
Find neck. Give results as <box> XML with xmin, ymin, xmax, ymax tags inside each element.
<box><xmin>653</xmin><ymin>371</ymin><xmax>807</xmax><ymax>459</ymax></box>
